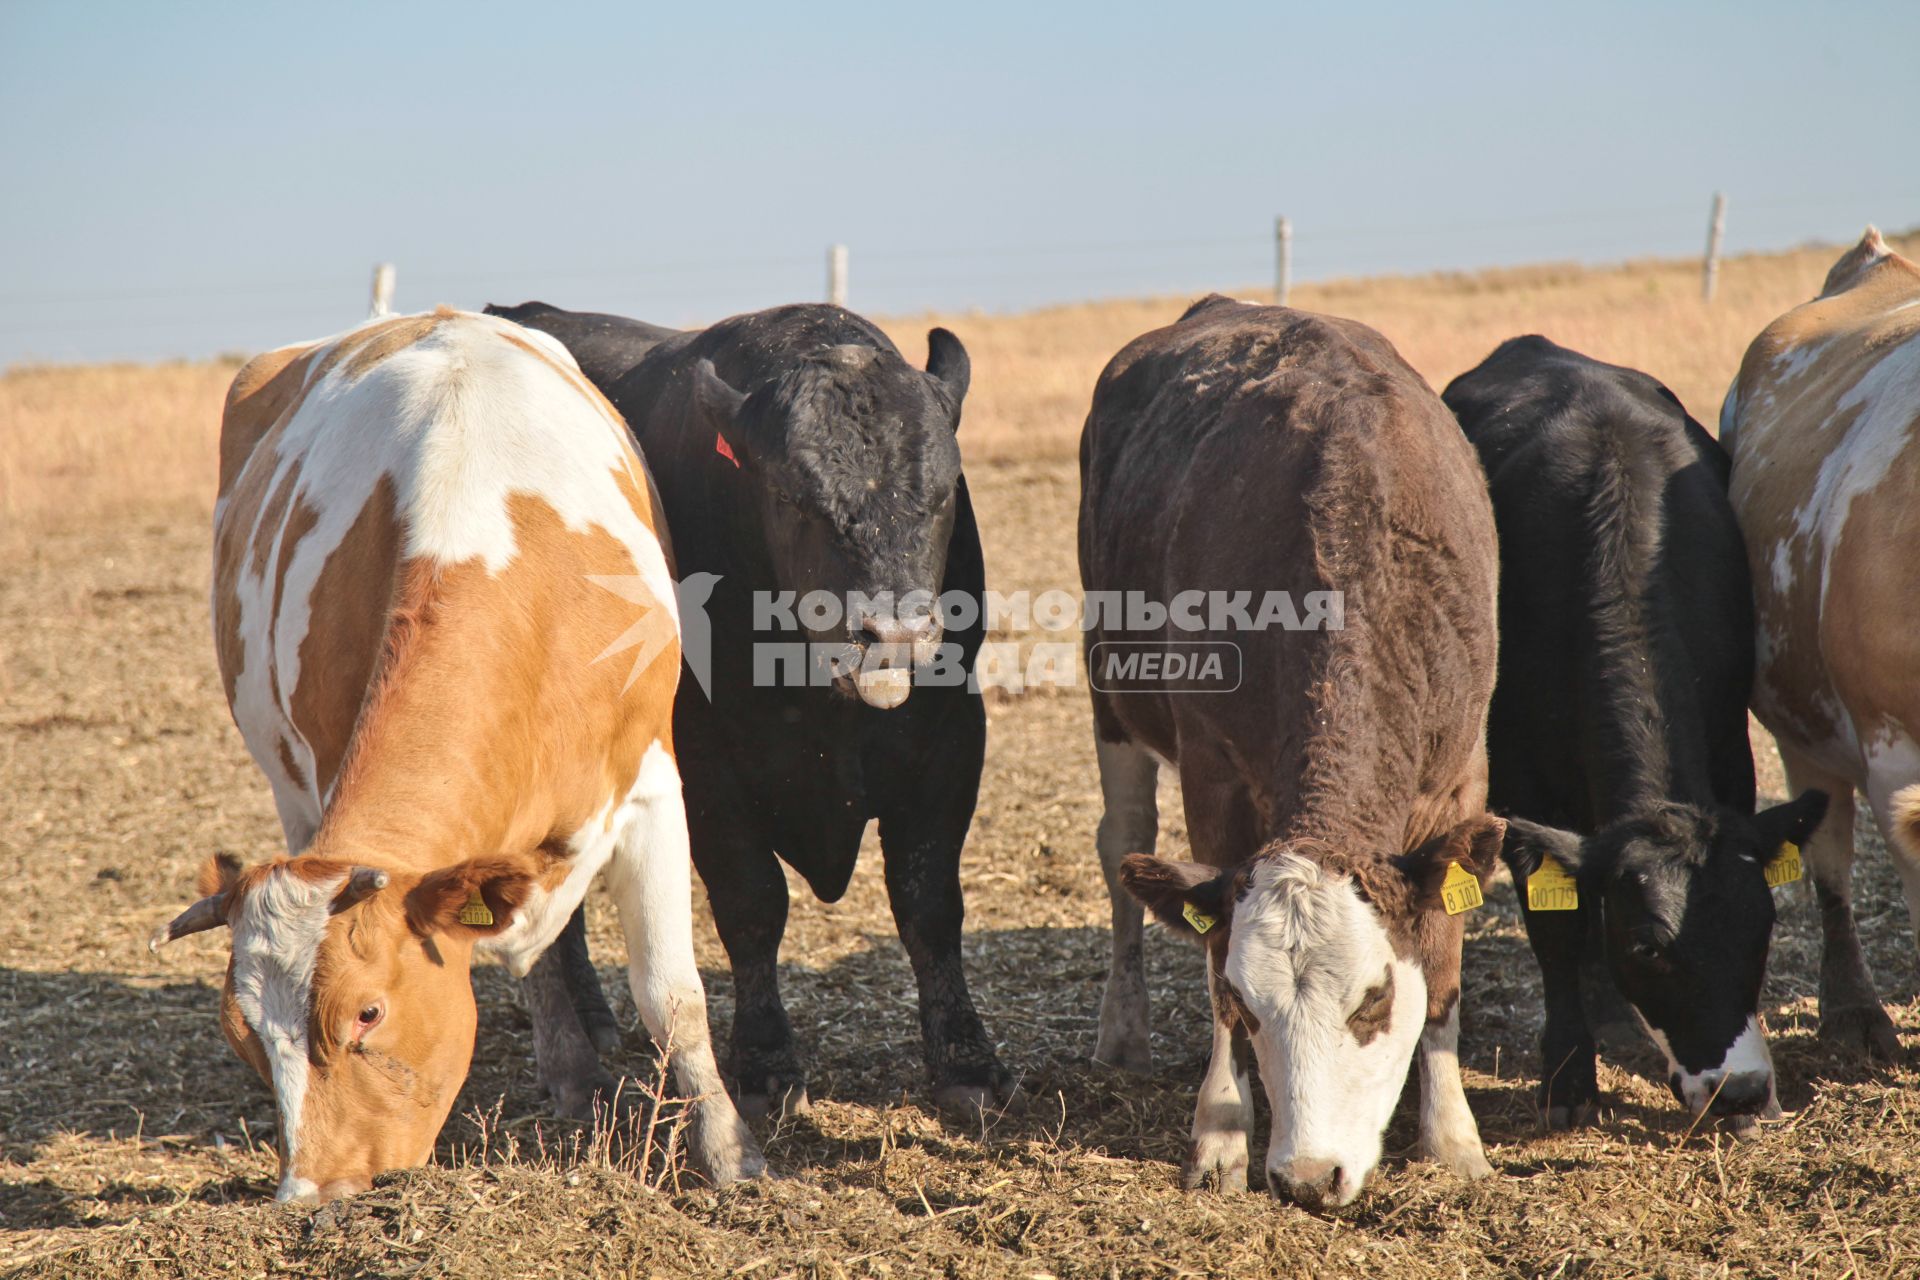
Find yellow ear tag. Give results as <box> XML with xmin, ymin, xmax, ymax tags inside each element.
<box><xmin>1765</xmin><ymin>841</ymin><xmax>1802</xmax><ymax>889</ymax></box>
<box><xmin>457</xmin><ymin>890</ymin><xmax>495</xmax><ymax>927</ymax></box>
<box><xmin>1182</xmin><ymin>901</ymin><xmax>1217</xmax><ymax>934</ymax></box>
<box><xmin>1441</xmin><ymin>862</ymin><xmax>1484</xmax><ymax>916</ymax></box>
<box><xmin>1527</xmin><ymin>859</ymin><xmax>1579</xmax><ymax>912</ymax></box>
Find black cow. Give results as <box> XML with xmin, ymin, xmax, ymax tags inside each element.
<box><xmin>488</xmin><ymin>301</ymin><xmax>1010</xmax><ymax>1119</ymax></box>
<box><xmin>1443</xmin><ymin>336</ymin><xmax>1827</xmax><ymax>1129</ymax></box>
<box><xmin>486</xmin><ymin>300</ymin><xmax>681</xmax><ymax>388</ymax></box>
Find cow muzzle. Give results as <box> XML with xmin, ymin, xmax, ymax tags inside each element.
<box><xmin>1672</xmin><ymin>1068</ymin><xmax>1773</xmax><ymax>1119</ymax></box>
<box><xmin>840</xmin><ymin>610</ymin><xmax>944</xmax><ymax>709</ymax></box>
<box><xmin>1273</xmin><ymin>1156</ymin><xmax>1360</xmax><ymax>1209</ymax></box>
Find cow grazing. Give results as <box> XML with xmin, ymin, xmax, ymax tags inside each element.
<box><xmin>152</xmin><ymin>308</ymin><xmax>762</xmax><ymax>1200</ymax></box>
<box><xmin>1444</xmin><ymin>336</ymin><xmax>1828</xmax><ymax>1128</ymax></box>
<box><xmin>492</xmin><ymin>301</ymin><xmax>1011</xmax><ymax>1117</ymax></box>
<box><xmin>1085</xmin><ymin>295</ymin><xmax>1507</xmax><ymax>1208</ymax></box>
<box><xmin>1724</xmin><ymin>228</ymin><xmax>1920</xmax><ymax>1060</ymax></box>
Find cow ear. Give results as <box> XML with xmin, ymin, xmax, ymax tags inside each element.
<box><xmin>197</xmin><ymin>851</ymin><xmax>245</xmax><ymax>898</ymax></box>
<box><xmin>1499</xmin><ymin>816</ymin><xmax>1584</xmax><ymax>881</ymax></box>
<box><xmin>1401</xmin><ymin>815</ymin><xmax>1508</xmax><ymax>905</ymax></box>
<box><xmin>691</xmin><ymin>359</ymin><xmax>749</xmax><ymax>465</ymax></box>
<box><xmin>1118</xmin><ymin>854</ymin><xmax>1231</xmax><ymax>942</ymax></box>
<box><xmin>1751</xmin><ymin>789</ymin><xmax>1829</xmax><ymax>857</ymax></box>
<box><xmin>406</xmin><ymin>858</ymin><xmax>537</xmax><ymax>938</ymax></box>
<box><xmin>925</xmin><ymin>327</ymin><xmax>969</xmax><ymax>424</ymax></box>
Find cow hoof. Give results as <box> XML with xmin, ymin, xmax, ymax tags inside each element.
<box><xmin>690</xmin><ymin>1105</ymin><xmax>768</xmax><ymax>1186</ymax></box>
<box><xmin>933</xmin><ymin>1082</ymin><xmax>1021</xmax><ymax>1121</ymax></box>
<box><xmin>550</xmin><ymin>1073</ymin><xmax>633</xmax><ymax>1128</ymax></box>
<box><xmin>1544</xmin><ymin>1102</ymin><xmax>1594</xmax><ymax>1131</ymax></box>
<box><xmin>1818</xmin><ymin>1005</ymin><xmax>1902</xmax><ymax>1061</ymax></box>
<box><xmin>1092</xmin><ymin>1036</ymin><xmax>1153</xmax><ymax>1076</ymax></box>
<box><xmin>737</xmin><ymin>1081</ymin><xmax>811</xmax><ymax>1123</ymax></box>
<box><xmin>1182</xmin><ymin>1132</ymin><xmax>1250</xmax><ymax>1193</ymax></box>
<box><xmin>1427</xmin><ymin>1139</ymin><xmax>1495</xmax><ymax>1181</ymax></box>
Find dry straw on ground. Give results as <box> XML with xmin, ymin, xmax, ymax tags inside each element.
<box><xmin>3</xmin><ymin>239</ymin><xmax>1918</xmax><ymax>1278</ymax></box>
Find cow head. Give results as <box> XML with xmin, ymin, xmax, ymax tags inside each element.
<box><xmin>152</xmin><ymin>853</ymin><xmax>534</xmax><ymax>1201</ymax></box>
<box><xmin>691</xmin><ymin>330</ymin><xmax>970</xmax><ymax>708</ymax></box>
<box><xmin>1501</xmin><ymin>790</ymin><xmax>1828</xmax><ymax>1120</ymax></box>
<box><xmin>1121</xmin><ymin>816</ymin><xmax>1506</xmax><ymax>1208</ymax></box>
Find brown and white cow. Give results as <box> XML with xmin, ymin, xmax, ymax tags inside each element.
<box><xmin>1724</xmin><ymin>228</ymin><xmax>1920</xmax><ymax>1060</ymax></box>
<box><xmin>152</xmin><ymin>307</ymin><xmax>763</xmax><ymax>1199</ymax></box>
<box><xmin>1082</xmin><ymin>296</ymin><xmax>1506</xmax><ymax>1208</ymax></box>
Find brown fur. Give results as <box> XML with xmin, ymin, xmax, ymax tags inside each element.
<box><xmin>1728</xmin><ymin>233</ymin><xmax>1920</xmax><ymax>768</ymax></box>
<box><xmin>201</xmin><ymin>315</ymin><xmax>677</xmax><ymax>1197</ymax></box>
<box><xmin>1083</xmin><ymin>299</ymin><xmax>1503</xmax><ymax>1013</ymax></box>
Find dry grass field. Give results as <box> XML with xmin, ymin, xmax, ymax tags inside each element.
<box><xmin>4</xmin><ymin>237</ymin><xmax>1919</xmax><ymax>1278</ymax></box>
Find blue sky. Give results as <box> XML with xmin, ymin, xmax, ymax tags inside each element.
<box><xmin>2</xmin><ymin>1</ymin><xmax>1916</xmax><ymax>365</ymax></box>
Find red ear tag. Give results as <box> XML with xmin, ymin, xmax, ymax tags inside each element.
<box><xmin>715</xmin><ymin>432</ymin><xmax>739</xmax><ymax>468</ymax></box>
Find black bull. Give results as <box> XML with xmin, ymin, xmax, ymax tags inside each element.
<box><xmin>487</xmin><ymin>301</ymin><xmax>1012</xmax><ymax>1118</ymax></box>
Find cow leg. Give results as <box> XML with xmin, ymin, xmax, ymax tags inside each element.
<box><xmin>1418</xmin><ymin>1000</ymin><xmax>1494</xmax><ymax>1179</ymax></box>
<box><xmin>555</xmin><ymin>906</ymin><xmax>624</xmax><ymax>1055</ymax></box>
<box><xmin>521</xmin><ymin>939</ymin><xmax>621</xmax><ymax>1124</ymax></box>
<box><xmin>693</xmin><ymin>819</ymin><xmax>807</xmax><ymax>1121</ymax></box>
<box><xmin>1185</xmin><ymin>967</ymin><xmax>1255</xmax><ymax>1192</ymax></box>
<box><xmin>1780</xmin><ymin>746</ymin><xmax>1897</xmax><ymax>1060</ymax></box>
<box><xmin>1092</xmin><ymin>735</ymin><xmax>1160</xmax><ymax>1073</ymax></box>
<box><xmin>1519</xmin><ymin>904</ymin><xmax>1597</xmax><ymax>1128</ymax></box>
<box><xmin>1176</xmin><ymin>758</ymin><xmax>1260</xmax><ymax>1191</ymax></box>
<box><xmin>877</xmin><ymin>790</ymin><xmax>1014</xmax><ymax>1116</ymax></box>
<box><xmin>1865</xmin><ymin>753</ymin><xmax>1920</xmax><ymax>960</ymax></box>
<box><xmin>605</xmin><ymin>755</ymin><xmax>765</xmax><ymax>1185</ymax></box>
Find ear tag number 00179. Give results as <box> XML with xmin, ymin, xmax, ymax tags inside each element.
<box><xmin>458</xmin><ymin>891</ymin><xmax>495</xmax><ymax>927</ymax></box>
<box><xmin>1766</xmin><ymin>841</ymin><xmax>1802</xmax><ymax>889</ymax></box>
<box><xmin>1441</xmin><ymin>862</ymin><xmax>1483</xmax><ymax>916</ymax></box>
<box><xmin>1527</xmin><ymin>859</ymin><xmax>1579</xmax><ymax>912</ymax></box>
<box><xmin>1182</xmin><ymin>901</ymin><xmax>1217</xmax><ymax>934</ymax></box>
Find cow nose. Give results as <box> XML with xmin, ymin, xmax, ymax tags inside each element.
<box><xmin>1705</xmin><ymin>1071</ymin><xmax>1772</xmax><ymax>1116</ymax></box>
<box><xmin>1275</xmin><ymin>1158</ymin><xmax>1349</xmax><ymax>1209</ymax></box>
<box><xmin>857</xmin><ymin>611</ymin><xmax>937</xmax><ymax>648</ymax></box>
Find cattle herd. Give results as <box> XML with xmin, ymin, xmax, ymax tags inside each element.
<box><xmin>145</xmin><ymin>228</ymin><xmax>1920</xmax><ymax>1211</ymax></box>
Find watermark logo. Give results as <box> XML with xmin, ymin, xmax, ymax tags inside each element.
<box><xmin>1087</xmin><ymin>641</ymin><xmax>1242</xmax><ymax>693</ymax></box>
<box><xmin>587</xmin><ymin>580</ymin><xmax>1342</xmax><ymax>695</ymax></box>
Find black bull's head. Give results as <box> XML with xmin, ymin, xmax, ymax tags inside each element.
<box><xmin>692</xmin><ymin>330</ymin><xmax>970</xmax><ymax>708</ymax></box>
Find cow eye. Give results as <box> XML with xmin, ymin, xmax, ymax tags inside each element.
<box><xmin>356</xmin><ymin>1004</ymin><xmax>383</xmax><ymax>1029</ymax></box>
<box><xmin>1626</xmin><ymin>938</ymin><xmax>1671</xmax><ymax>969</ymax></box>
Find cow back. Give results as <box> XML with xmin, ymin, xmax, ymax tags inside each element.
<box><xmin>1080</xmin><ymin>296</ymin><xmax>1498</xmax><ymax>858</ymax></box>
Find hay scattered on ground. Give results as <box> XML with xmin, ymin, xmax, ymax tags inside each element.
<box><xmin>8</xmin><ymin>249</ymin><xmax>1920</xmax><ymax>1275</ymax></box>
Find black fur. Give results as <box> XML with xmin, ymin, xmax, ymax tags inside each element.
<box><xmin>494</xmin><ymin>301</ymin><xmax>1006</xmax><ymax>1113</ymax></box>
<box><xmin>1445</xmin><ymin>335</ymin><xmax>1826</xmax><ymax>1122</ymax></box>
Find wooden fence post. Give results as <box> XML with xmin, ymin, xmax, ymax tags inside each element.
<box><xmin>1275</xmin><ymin>217</ymin><xmax>1292</xmax><ymax>306</ymax></box>
<box><xmin>369</xmin><ymin>263</ymin><xmax>396</xmax><ymax>318</ymax></box>
<box><xmin>1702</xmin><ymin>194</ymin><xmax>1727</xmax><ymax>302</ymax></box>
<box><xmin>827</xmin><ymin>244</ymin><xmax>849</xmax><ymax>308</ymax></box>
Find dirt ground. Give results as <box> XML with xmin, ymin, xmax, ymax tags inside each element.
<box><xmin>4</xmin><ymin>450</ymin><xmax>1919</xmax><ymax>1279</ymax></box>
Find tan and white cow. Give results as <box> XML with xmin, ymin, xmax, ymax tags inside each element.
<box><xmin>152</xmin><ymin>307</ymin><xmax>763</xmax><ymax>1199</ymax></box>
<box><xmin>1724</xmin><ymin>228</ymin><xmax>1920</xmax><ymax>1059</ymax></box>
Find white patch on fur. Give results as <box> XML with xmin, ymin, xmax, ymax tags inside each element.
<box><xmin>1770</xmin><ymin>337</ymin><xmax>1832</xmax><ymax>384</ymax></box>
<box><xmin>219</xmin><ymin>310</ymin><xmax>675</xmax><ymax>852</ymax></box>
<box><xmin>1226</xmin><ymin>855</ymin><xmax>1429</xmax><ymax>1207</ymax></box>
<box><xmin>1797</xmin><ymin>334</ymin><xmax>1920</xmax><ymax>600</ymax></box>
<box><xmin>1637</xmin><ymin>1014</ymin><xmax>1776</xmax><ymax>1116</ymax></box>
<box><xmin>603</xmin><ymin>740</ymin><xmax>766</xmax><ymax>1182</ymax></box>
<box><xmin>227</xmin><ymin>866</ymin><xmax>345</xmax><ymax>1195</ymax></box>
<box><xmin>1769</xmin><ymin>542</ymin><xmax>1794</xmax><ymax>596</ymax></box>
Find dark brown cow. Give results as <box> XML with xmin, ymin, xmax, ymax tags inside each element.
<box><xmin>1083</xmin><ymin>296</ymin><xmax>1506</xmax><ymax>1208</ymax></box>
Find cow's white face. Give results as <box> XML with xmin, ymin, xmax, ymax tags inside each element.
<box><xmin>1220</xmin><ymin>858</ymin><xmax>1429</xmax><ymax>1208</ymax></box>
